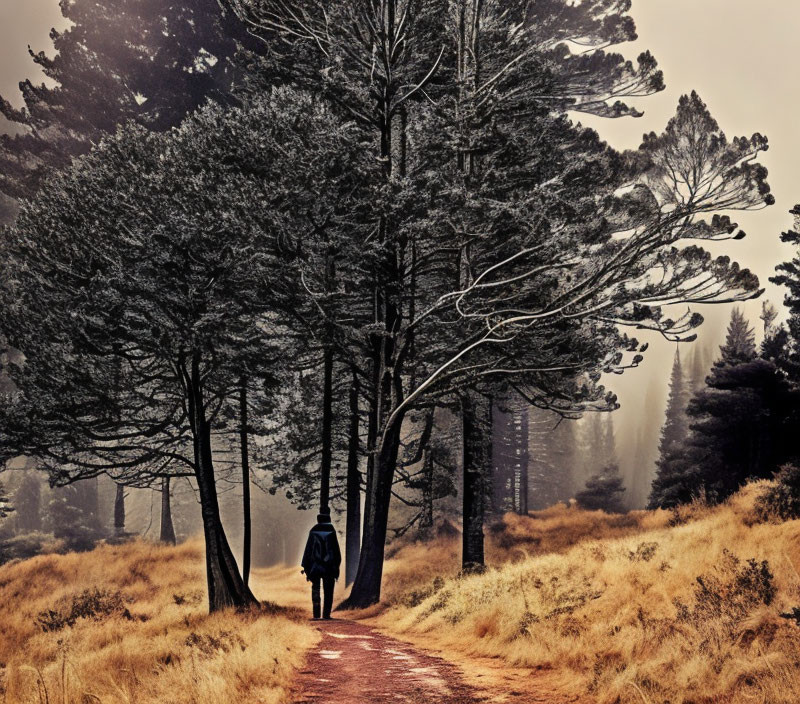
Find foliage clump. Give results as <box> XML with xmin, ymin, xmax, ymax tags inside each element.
<box><xmin>673</xmin><ymin>550</ymin><xmax>775</xmax><ymax>638</ymax></box>
<box><xmin>754</xmin><ymin>465</ymin><xmax>800</xmax><ymax>522</ymax></box>
<box><xmin>36</xmin><ymin>588</ymin><xmax>131</xmax><ymax>631</ymax></box>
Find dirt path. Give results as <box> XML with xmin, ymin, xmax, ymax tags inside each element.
<box><xmin>291</xmin><ymin>619</ymin><xmax>488</xmax><ymax>704</ymax></box>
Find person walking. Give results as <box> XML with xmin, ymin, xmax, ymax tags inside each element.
<box><xmin>301</xmin><ymin>509</ymin><xmax>342</xmax><ymax>620</ymax></box>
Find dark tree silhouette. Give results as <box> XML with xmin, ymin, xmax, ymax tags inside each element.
<box><xmin>0</xmin><ymin>0</ymin><xmax>260</xmax><ymax>201</ymax></box>
<box><xmin>648</xmin><ymin>351</ymin><xmax>690</xmax><ymax>506</ymax></box>
<box><xmin>221</xmin><ymin>1</ymin><xmax>771</xmax><ymax>608</ymax></box>
<box><xmin>650</xmin><ymin>309</ymin><xmax>798</xmax><ymax>507</ymax></box>
<box><xmin>576</xmin><ymin>465</ymin><xmax>626</xmax><ymax>513</ymax></box>
<box><xmin>0</xmin><ymin>91</ymin><xmax>368</xmax><ymax>610</ymax></box>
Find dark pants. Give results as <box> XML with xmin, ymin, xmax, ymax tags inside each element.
<box><xmin>311</xmin><ymin>576</ymin><xmax>335</xmax><ymax>619</ymax></box>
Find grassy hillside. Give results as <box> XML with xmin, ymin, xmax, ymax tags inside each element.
<box><xmin>370</xmin><ymin>483</ymin><xmax>800</xmax><ymax>704</ymax></box>
<box><xmin>2</xmin><ymin>483</ymin><xmax>799</xmax><ymax>703</ymax></box>
<box><xmin>0</xmin><ymin>540</ymin><xmax>317</xmax><ymax>704</ymax></box>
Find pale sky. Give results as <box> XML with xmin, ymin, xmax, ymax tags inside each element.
<box><xmin>0</xmin><ymin>1</ymin><xmax>798</xmax><ymax>476</ymax></box>
<box><xmin>578</xmin><ymin>1</ymin><xmax>800</xmax><ymax>447</ymax></box>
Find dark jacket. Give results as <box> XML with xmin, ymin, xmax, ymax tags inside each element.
<box><xmin>301</xmin><ymin>521</ymin><xmax>342</xmax><ymax>580</ymax></box>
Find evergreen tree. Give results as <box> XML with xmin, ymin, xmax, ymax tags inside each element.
<box><xmin>527</xmin><ymin>408</ymin><xmax>560</xmax><ymax>510</ymax></box>
<box><xmin>688</xmin><ymin>344</ymin><xmax>708</xmax><ymax>395</ymax></box>
<box><xmin>650</xmin><ymin>309</ymin><xmax>798</xmax><ymax>507</ymax></box>
<box><xmin>47</xmin><ymin>479</ymin><xmax>103</xmax><ymax>551</ymax></box>
<box><xmin>648</xmin><ymin>350</ymin><xmax>690</xmax><ymax>506</ymax></box>
<box><xmin>603</xmin><ymin>414</ymin><xmax>618</xmax><ymax>469</ymax></box>
<box><xmin>0</xmin><ymin>90</ymin><xmax>368</xmax><ymax>611</ymax></box>
<box><xmin>579</xmin><ymin>413</ymin><xmax>612</xmax><ymax>487</ymax></box>
<box><xmin>0</xmin><ymin>0</ymin><xmax>261</xmax><ymax>201</ymax></box>
<box><xmin>550</xmin><ymin>417</ymin><xmax>579</xmax><ymax>503</ymax></box>
<box><xmin>576</xmin><ymin>464</ymin><xmax>626</xmax><ymax>513</ymax></box>
<box><xmin>720</xmin><ymin>308</ymin><xmax>757</xmax><ymax>365</ymax></box>
<box><xmin>771</xmin><ymin>205</ymin><xmax>800</xmax><ymax>379</ymax></box>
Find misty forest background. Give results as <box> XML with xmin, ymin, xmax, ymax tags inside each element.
<box><xmin>1</xmin><ymin>0</ymin><xmax>800</xmax><ymax>614</ymax></box>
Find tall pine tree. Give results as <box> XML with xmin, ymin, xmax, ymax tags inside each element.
<box><xmin>648</xmin><ymin>350</ymin><xmax>690</xmax><ymax>507</ymax></box>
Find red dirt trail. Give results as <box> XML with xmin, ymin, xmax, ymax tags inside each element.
<box><xmin>291</xmin><ymin>619</ymin><xmax>488</xmax><ymax>704</ymax></box>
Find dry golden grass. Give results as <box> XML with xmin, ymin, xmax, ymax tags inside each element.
<box><xmin>0</xmin><ymin>539</ymin><xmax>317</xmax><ymax>704</ymax></box>
<box><xmin>4</xmin><ymin>485</ymin><xmax>800</xmax><ymax>704</ymax></box>
<box><xmin>370</xmin><ymin>484</ymin><xmax>800</xmax><ymax>704</ymax></box>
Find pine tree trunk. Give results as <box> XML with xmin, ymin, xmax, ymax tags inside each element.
<box><xmin>113</xmin><ymin>483</ymin><xmax>125</xmax><ymax>537</ymax></box>
<box><xmin>345</xmin><ymin>369</ymin><xmax>362</xmax><ymax>586</ymax></box>
<box><xmin>320</xmin><ymin>345</ymin><xmax>334</xmax><ymax>512</ymax></box>
<box><xmin>240</xmin><ymin>379</ymin><xmax>252</xmax><ymax>587</ymax></box>
<box><xmin>462</xmin><ymin>393</ymin><xmax>487</xmax><ymax>570</ymax></box>
<box><xmin>339</xmin><ymin>16</ymin><xmax>403</xmax><ymax>609</ymax></box>
<box><xmin>517</xmin><ymin>404</ymin><xmax>529</xmax><ymax>515</ymax></box>
<box><xmin>85</xmin><ymin>476</ymin><xmax>101</xmax><ymax>531</ymax></box>
<box><xmin>491</xmin><ymin>400</ymin><xmax>515</xmax><ymax>514</ymax></box>
<box><xmin>339</xmin><ymin>413</ymin><xmax>404</xmax><ymax>609</ymax></box>
<box><xmin>160</xmin><ymin>476</ymin><xmax>176</xmax><ymax>545</ymax></box>
<box><xmin>418</xmin><ymin>449</ymin><xmax>434</xmax><ymax>539</ymax></box>
<box><xmin>186</xmin><ymin>354</ymin><xmax>257</xmax><ymax>612</ymax></box>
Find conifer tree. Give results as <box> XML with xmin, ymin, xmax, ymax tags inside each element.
<box><xmin>771</xmin><ymin>205</ymin><xmax>800</xmax><ymax>378</ymax></box>
<box><xmin>688</xmin><ymin>345</ymin><xmax>708</xmax><ymax>395</ymax></box>
<box><xmin>0</xmin><ymin>89</ymin><xmax>369</xmax><ymax>610</ymax></box>
<box><xmin>576</xmin><ymin>464</ymin><xmax>626</xmax><ymax>513</ymax></box>
<box><xmin>222</xmin><ymin>0</ymin><xmax>772</xmax><ymax>608</ymax></box>
<box><xmin>650</xmin><ymin>309</ymin><xmax>797</xmax><ymax>507</ymax></box>
<box><xmin>579</xmin><ymin>413</ymin><xmax>608</xmax><ymax>486</ymax></box>
<box><xmin>603</xmin><ymin>415</ymin><xmax>618</xmax><ymax>468</ymax></box>
<box><xmin>648</xmin><ymin>351</ymin><xmax>690</xmax><ymax>505</ymax></box>
<box><xmin>0</xmin><ymin>0</ymin><xmax>260</xmax><ymax>201</ymax></box>
<box><xmin>526</xmin><ymin>409</ymin><xmax>578</xmax><ymax>509</ymax></box>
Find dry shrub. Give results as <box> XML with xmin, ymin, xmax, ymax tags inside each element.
<box><xmin>0</xmin><ymin>539</ymin><xmax>316</xmax><ymax>704</ymax></box>
<box><xmin>755</xmin><ymin>465</ymin><xmax>800</xmax><ymax>522</ymax></box>
<box><xmin>372</xmin><ymin>485</ymin><xmax>800</xmax><ymax>703</ymax></box>
<box><xmin>36</xmin><ymin>588</ymin><xmax>132</xmax><ymax>632</ymax></box>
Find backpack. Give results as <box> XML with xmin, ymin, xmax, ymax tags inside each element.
<box><xmin>307</xmin><ymin>529</ymin><xmax>337</xmax><ymax>578</ymax></box>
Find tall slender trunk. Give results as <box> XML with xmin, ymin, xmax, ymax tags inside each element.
<box><xmin>85</xmin><ymin>476</ymin><xmax>101</xmax><ymax>531</ymax></box>
<box><xmin>517</xmin><ymin>403</ymin><xmax>530</xmax><ymax>515</ymax></box>
<box><xmin>418</xmin><ymin>448</ymin><xmax>434</xmax><ymax>539</ymax></box>
<box><xmin>160</xmin><ymin>476</ymin><xmax>176</xmax><ymax>545</ymax></box>
<box><xmin>186</xmin><ymin>353</ymin><xmax>257</xmax><ymax>612</ymax></box>
<box><xmin>340</xmin><ymin>413</ymin><xmax>405</xmax><ymax>608</ymax></box>
<box><xmin>340</xmin><ymin>96</ymin><xmax>397</xmax><ymax>608</ymax></box>
<box><xmin>320</xmin><ymin>345</ymin><xmax>334</xmax><ymax>512</ymax></box>
<box><xmin>345</xmin><ymin>368</ymin><xmax>362</xmax><ymax>586</ymax></box>
<box><xmin>462</xmin><ymin>393</ymin><xmax>489</xmax><ymax>570</ymax></box>
<box><xmin>113</xmin><ymin>483</ymin><xmax>125</xmax><ymax>537</ymax></box>
<box><xmin>240</xmin><ymin>379</ymin><xmax>252</xmax><ymax>587</ymax></box>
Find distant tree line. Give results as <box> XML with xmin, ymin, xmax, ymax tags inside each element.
<box><xmin>650</xmin><ymin>210</ymin><xmax>800</xmax><ymax>509</ymax></box>
<box><xmin>0</xmin><ymin>0</ymin><xmax>776</xmax><ymax>612</ymax></box>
